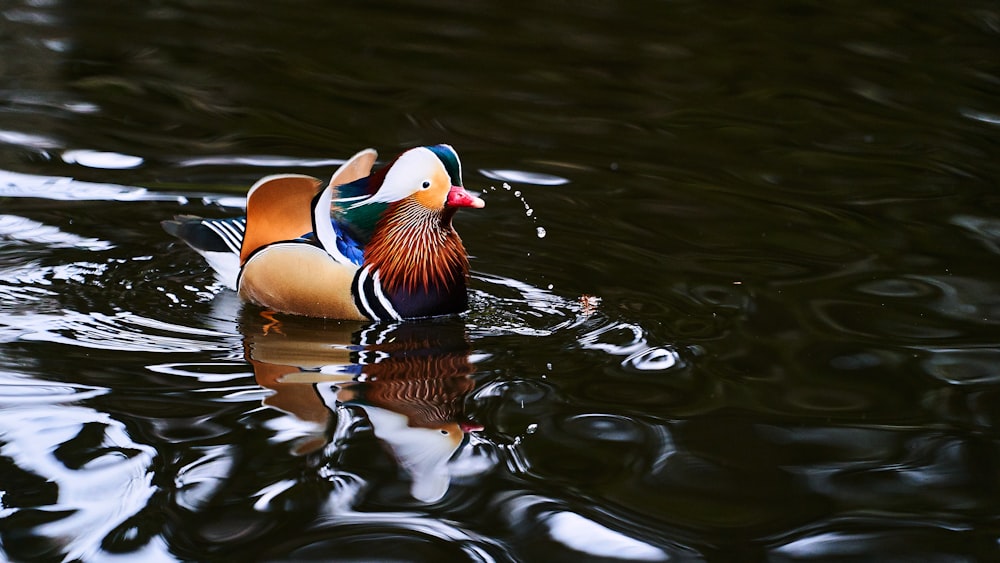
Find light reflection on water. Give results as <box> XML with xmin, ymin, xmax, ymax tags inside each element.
<box><xmin>0</xmin><ymin>404</ymin><xmax>165</xmax><ymax>561</ymax></box>
<box><xmin>1</xmin><ymin>165</ymin><xmax>997</xmax><ymax>559</ymax></box>
<box><xmin>2</xmin><ymin>0</ymin><xmax>1000</xmax><ymax>560</ymax></box>
<box><xmin>0</xmin><ymin>179</ymin><xmax>677</xmax><ymax>560</ymax></box>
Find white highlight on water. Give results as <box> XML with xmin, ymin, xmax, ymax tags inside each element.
<box><xmin>478</xmin><ymin>169</ymin><xmax>570</xmax><ymax>186</ymax></box>
<box><xmin>0</xmin><ymin>215</ymin><xmax>114</xmax><ymax>250</ymax></box>
<box><xmin>62</xmin><ymin>149</ymin><xmax>144</xmax><ymax>170</ymax></box>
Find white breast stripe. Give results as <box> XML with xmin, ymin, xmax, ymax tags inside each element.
<box><xmin>371</xmin><ymin>270</ymin><xmax>402</xmax><ymax>321</ymax></box>
<box><xmin>355</xmin><ymin>266</ymin><xmax>379</xmax><ymax>320</ymax></box>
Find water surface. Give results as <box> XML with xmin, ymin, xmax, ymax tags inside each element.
<box><xmin>2</xmin><ymin>1</ymin><xmax>1000</xmax><ymax>561</ymax></box>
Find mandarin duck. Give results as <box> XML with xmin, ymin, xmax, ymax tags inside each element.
<box><xmin>163</xmin><ymin>145</ymin><xmax>484</xmax><ymax>321</ymax></box>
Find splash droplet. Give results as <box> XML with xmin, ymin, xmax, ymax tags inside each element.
<box><xmin>483</xmin><ymin>182</ymin><xmax>546</xmax><ymax>239</ymax></box>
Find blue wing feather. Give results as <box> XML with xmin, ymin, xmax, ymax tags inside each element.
<box><xmin>298</xmin><ymin>219</ymin><xmax>365</xmax><ymax>266</ymax></box>
<box><xmin>332</xmin><ymin>219</ymin><xmax>365</xmax><ymax>265</ymax></box>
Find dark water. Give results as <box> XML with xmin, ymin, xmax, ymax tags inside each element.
<box><xmin>2</xmin><ymin>0</ymin><xmax>1000</xmax><ymax>561</ymax></box>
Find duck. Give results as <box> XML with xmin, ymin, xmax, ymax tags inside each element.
<box><xmin>162</xmin><ymin>145</ymin><xmax>485</xmax><ymax>321</ymax></box>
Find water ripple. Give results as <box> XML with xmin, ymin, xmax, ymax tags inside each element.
<box><xmin>470</xmin><ymin>273</ymin><xmax>683</xmax><ymax>380</ymax></box>
<box><xmin>493</xmin><ymin>492</ymin><xmax>697</xmax><ymax>562</ymax></box>
<box><xmin>175</xmin><ymin>155</ymin><xmax>347</xmax><ymax>168</ymax></box>
<box><xmin>479</xmin><ymin>168</ymin><xmax>570</xmax><ymax>186</ymax></box>
<box><xmin>62</xmin><ymin>150</ymin><xmax>144</xmax><ymax>170</ymax></box>
<box><xmin>175</xmin><ymin>444</ymin><xmax>237</xmax><ymax>512</ymax></box>
<box><xmin>623</xmin><ymin>347</ymin><xmax>681</xmax><ymax>372</ymax></box>
<box><xmin>0</xmin><ymin>404</ymin><xmax>159</xmax><ymax>562</ymax></box>
<box><xmin>0</xmin><ymin>214</ymin><xmax>114</xmax><ymax>250</ymax></box>
<box><xmin>0</xmin><ymin>169</ymin><xmax>150</xmax><ymax>201</ymax></box>
<box><xmin>468</xmin><ymin>273</ymin><xmax>588</xmax><ymax>336</ymax></box>
<box><xmin>922</xmin><ymin>348</ymin><xmax>1000</xmax><ymax>385</ymax></box>
<box><xmin>3</xmin><ymin>311</ymin><xmax>233</xmax><ymax>352</ymax></box>
<box><xmin>768</xmin><ymin>517</ymin><xmax>980</xmax><ymax>561</ymax></box>
<box><xmin>0</xmin><ymin>370</ymin><xmax>107</xmax><ymax>404</ymax></box>
<box><xmin>146</xmin><ymin>362</ymin><xmax>252</xmax><ymax>383</ymax></box>
<box><xmin>580</xmin><ymin>320</ymin><xmax>684</xmax><ymax>373</ymax></box>
<box><xmin>0</xmin><ymin>169</ymin><xmax>242</xmax><ymax>207</ymax></box>
<box><xmin>952</xmin><ymin>214</ymin><xmax>1000</xmax><ymax>254</ymax></box>
<box><xmin>0</xmin><ymin>0</ymin><xmax>997</xmax><ymax>560</ymax></box>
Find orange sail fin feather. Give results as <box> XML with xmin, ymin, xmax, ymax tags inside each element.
<box><xmin>240</xmin><ymin>150</ymin><xmax>377</xmax><ymax>265</ymax></box>
<box><xmin>164</xmin><ymin>145</ymin><xmax>485</xmax><ymax>321</ymax></box>
<box><xmin>330</xmin><ymin>148</ymin><xmax>377</xmax><ymax>188</ymax></box>
<box><xmin>240</xmin><ymin>175</ymin><xmax>322</xmax><ymax>264</ymax></box>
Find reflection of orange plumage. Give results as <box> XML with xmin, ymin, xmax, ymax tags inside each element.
<box><xmin>241</xmin><ymin>316</ymin><xmax>360</xmax><ymax>454</ymax></box>
<box><xmin>340</xmin><ymin>333</ymin><xmax>475</xmax><ymax>429</ymax></box>
<box><xmin>242</xmin><ymin>314</ymin><xmax>478</xmax><ymax>436</ymax></box>
<box><xmin>241</xmin><ymin>316</ymin><xmax>481</xmax><ymax>501</ymax></box>
<box><xmin>252</xmin><ymin>360</ymin><xmax>327</xmax><ymax>425</ymax></box>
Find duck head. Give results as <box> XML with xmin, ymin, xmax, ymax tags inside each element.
<box><xmin>353</xmin><ymin>145</ymin><xmax>484</xmax><ymax>319</ymax></box>
<box><xmin>364</xmin><ymin>144</ymin><xmax>485</xmax><ymax>216</ymax></box>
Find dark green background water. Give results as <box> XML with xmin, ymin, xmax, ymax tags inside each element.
<box><xmin>2</xmin><ymin>1</ymin><xmax>1000</xmax><ymax>561</ymax></box>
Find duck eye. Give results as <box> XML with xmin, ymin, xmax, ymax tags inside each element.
<box><xmin>421</xmin><ymin>180</ymin><xmax>431</xmax><ymax>189</ymax></box>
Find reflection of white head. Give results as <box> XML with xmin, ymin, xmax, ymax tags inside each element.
<box><xmin>363</xmin><ymin>405</ymin><xmax>464</xmax><ymax>503</ymax></box>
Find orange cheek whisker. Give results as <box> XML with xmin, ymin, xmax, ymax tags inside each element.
<box><xmin>362</xmin><ymin>199</ymin><xmax>470</xmax><ymax>295</ymax></box>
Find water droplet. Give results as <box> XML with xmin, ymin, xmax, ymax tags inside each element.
<box><xmin>526</xmin><ymin>423</ymin><xmax>538</xmax><ymax>434</ymax></box>
<box><xmin>481</xmin><ymin>181</ymin><xmax>545</xmax><ymax>238</ymax></box>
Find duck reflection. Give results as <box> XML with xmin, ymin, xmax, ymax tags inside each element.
<box><xmin>240</xmin><ymin>312</ymin><xmax>481</xmax><ymax>503</ymax></box>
